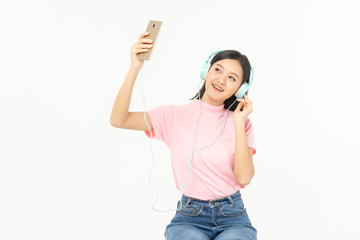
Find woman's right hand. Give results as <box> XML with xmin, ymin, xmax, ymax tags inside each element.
<box><xmin>130</xmin><ymin>32</ymin><xmax>153</xmax><ymax>69</ymax></box>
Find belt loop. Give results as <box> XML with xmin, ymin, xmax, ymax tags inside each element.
<box><xmin>186</xmin><ymin>197</ymin><xmax>192</xmax><ymax>206</ymax></box>
<box><xmin>227</xmin><ymin>195</ymin><xmax>234</xmax><ymax>208</ymax></box>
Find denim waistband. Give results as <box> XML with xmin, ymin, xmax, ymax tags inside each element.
<box><xmin>181</xmin><ymin>190</ymin><xmax>241</xmax><ymax>207</ymax></box>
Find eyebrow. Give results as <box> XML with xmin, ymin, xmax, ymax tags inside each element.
<box><xmin>215</xmin><ymin>64</ymin><xmax>240</xmax><ymax>79</ymax></box>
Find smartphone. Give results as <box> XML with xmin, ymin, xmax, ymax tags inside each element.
<box><xmin>138</xmin><ymin>20</ymin><xmax>162</xmax><ymax>60</ymax></box>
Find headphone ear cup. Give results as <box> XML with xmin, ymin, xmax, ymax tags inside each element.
<box><xmin>200</xmin><ymin>68</ymin><xmax>206</xmax><ymax>80</ymax></box>
<box><xmin>236</xmin><ymin>64</ymin><xmax>254</xmax><ymax>98</ymax></box>
<box><xmin>203</xmin><ymin>72</ymin><xmax>208</xmax><ymax>80</ymax></box>
<box><xmin>200</xmin><ymin>62</ymin><xmax>210</xmax><ymax>80</ymax></box>
<box><xmin>235</xmin><ymin>83</ymin><xmax>250</xmax><ymax>99</ymax></box>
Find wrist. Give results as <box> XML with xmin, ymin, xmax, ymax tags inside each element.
<box><xmin>129</xmin><ymin>63</ymin><xmax>143</xmax><ymax>72</ymax></box>
<box><xmin>234</xmin><ymin>117</ymin><xmax>245</xmax><ymax>128</ymax></box>
<box><xmin>234</xmin><ymin>116</ymin><xmax>246</xmax><ymax>123</ymax></box>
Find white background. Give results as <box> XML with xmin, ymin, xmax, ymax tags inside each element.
<box><xmin>1</xmin><ymin>0</ymin><xmax>360</xmax><ymax>239</ymax></box>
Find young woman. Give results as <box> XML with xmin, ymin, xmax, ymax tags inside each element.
<box><xmin>110</xmin><ymin>32</ymin><xmax>257</xmax><ymax>240</ymax></box>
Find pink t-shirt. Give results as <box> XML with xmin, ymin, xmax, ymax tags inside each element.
<box><xmin>144</xmin><ymin>98</ymin><xmax>256</xmax><ymax>200</ymax></box>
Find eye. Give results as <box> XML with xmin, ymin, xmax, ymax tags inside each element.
<box><xmin>229</xmin><ymin>76</ymin><xmax>236</xmax><ymax>81</ymax></box>
<box><xmin>215</xmin><ymin>68</ymin><xmax>221</xmax><ymax>72</ymax></box>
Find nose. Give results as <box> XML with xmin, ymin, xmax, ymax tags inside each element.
<box><xmin>218</xmin><ymin>75</ymin><xmax>226</xmax><ymax>85</ymax></box>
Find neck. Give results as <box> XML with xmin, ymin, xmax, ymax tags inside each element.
<box><xmin>200</xmin><ymin>95</ymin><xmax>224</xmax><ymax>106</ymax></box>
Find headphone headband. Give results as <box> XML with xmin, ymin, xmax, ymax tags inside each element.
<box><xmin>200</xmin><ymin>50</ymin><xmax>223</xmax><ymax>80</ymax></box>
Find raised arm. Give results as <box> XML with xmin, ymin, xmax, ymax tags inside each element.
<box><xmin>110</xmin><ymin>32</ymin><xmax>154</xmax><ymax>131</ymax></box>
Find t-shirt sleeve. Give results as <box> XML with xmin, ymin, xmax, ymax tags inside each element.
<box><xmin>245</xmin><ymin>118</ymin><xmax>257</xmax><ymax>155</ymax></box>
<box><xmin>144</xmin><ymin>105</ymin><xmax>174</xmax><ymax>145</ymax></box>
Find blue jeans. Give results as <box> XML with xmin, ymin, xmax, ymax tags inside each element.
<box><xmin>164</xmin><ymin>190</ymin><xmax>257</xmax><ymax>240</ymax></box>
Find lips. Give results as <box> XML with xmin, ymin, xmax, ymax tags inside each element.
<box><xmin>212</xmin><ymin>83</ymin><xmax>224</xmax><ymax>92</ymax></box>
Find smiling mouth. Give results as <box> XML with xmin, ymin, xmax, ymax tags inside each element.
<box><xmin>212</xmin><ymin>83</ymin><xmax>224</xmax><ymax>92</ymax></box>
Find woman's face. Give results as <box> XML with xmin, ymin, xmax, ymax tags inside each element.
<box><xmin>202</xmin><ymin>59</ymin><xmax>243</xmax><ymax>106</ymax></box>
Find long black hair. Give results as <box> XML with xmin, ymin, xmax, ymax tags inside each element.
<box><xmin>190</xmin><ymin>50</ymin><xmax>251</xmax><ymax>111</ymax></box>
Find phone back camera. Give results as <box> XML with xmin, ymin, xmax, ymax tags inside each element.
<box><xmin>153</xmin><ymin>24</ymin><xmax>156</xmax><ymax>28</ymax></box>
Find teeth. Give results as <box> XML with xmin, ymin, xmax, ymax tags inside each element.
<box><xmin>212</xmin><ymin>83</ymin><xmax>223</xmax><ymax>92</ymax></box>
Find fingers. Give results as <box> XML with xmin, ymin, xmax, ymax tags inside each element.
<box><xmin>135</xmin><ymin>33</ymin><xmax>153</xmax><ymax>49</ymax></box>
<box><xmin>237</xmin><ymin>100</ymin><xmax>245</xmax><ymax>108</ymax></box>
<box><xmin>237</xmin><ymin>100</ymin><xmax>251</xmax><ymax>107</ymax></box>
<box><xmin>236</xmin><ymin>96</ymin><xmax>253</xmax><ymax>111</ymax></box>
<box><xmin>237</xmin><ymin>98</ymin><xmax>248</xmax><ymax>103</ymax></box>
<box><xmin>237</xmin><ymin>95</ymin><xmax>252</xmax><ymax>104</ymax></box>
<box><xmin>131</xmin><ymin>34</ymin><xmax>153</xmax><ymax>55</ymax></box>
<box><xmin>140</xmin><ymin>38</ymin><xmax>153</xmax><ymax>43</ymax></box>
<box><xmin>134</xmin><ymin>43</ymin><xmax>153</xmax><ymax>50</ymax></box>
<box><xmin>133</xmin><ymin>44</ymin><xmax>153</xmax><ymax>54</ymax></box>
<box><xmin>138</xmin><ymin>32</ymin><xmax>150</xmax><ymax>40</ymax></box>
<box><xmin>133</xmin><ymin>47</ymin><xmax>150</xmax><ymax>54</ymax></box>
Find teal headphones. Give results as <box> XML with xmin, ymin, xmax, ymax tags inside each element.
<box><xmin>200</xmin><ymin>50</ymin><xmax>254</xmax><ymax>99</ymax></box>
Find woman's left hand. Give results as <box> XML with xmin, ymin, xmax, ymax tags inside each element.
<box><xmin>233</xmin><ymin>94</ymin><xmax>253</xmax><ymax>123</ymax></box>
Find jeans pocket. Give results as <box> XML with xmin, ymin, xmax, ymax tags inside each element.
<box><xmin>176</xmin><ymin>200</ymin><xmax>203</xmax><ymax>217</ymax></box>
<box><xmin>218</xmin><ymin>198</ymin><xmax>246</xmax><ymax>217</ymax></box>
